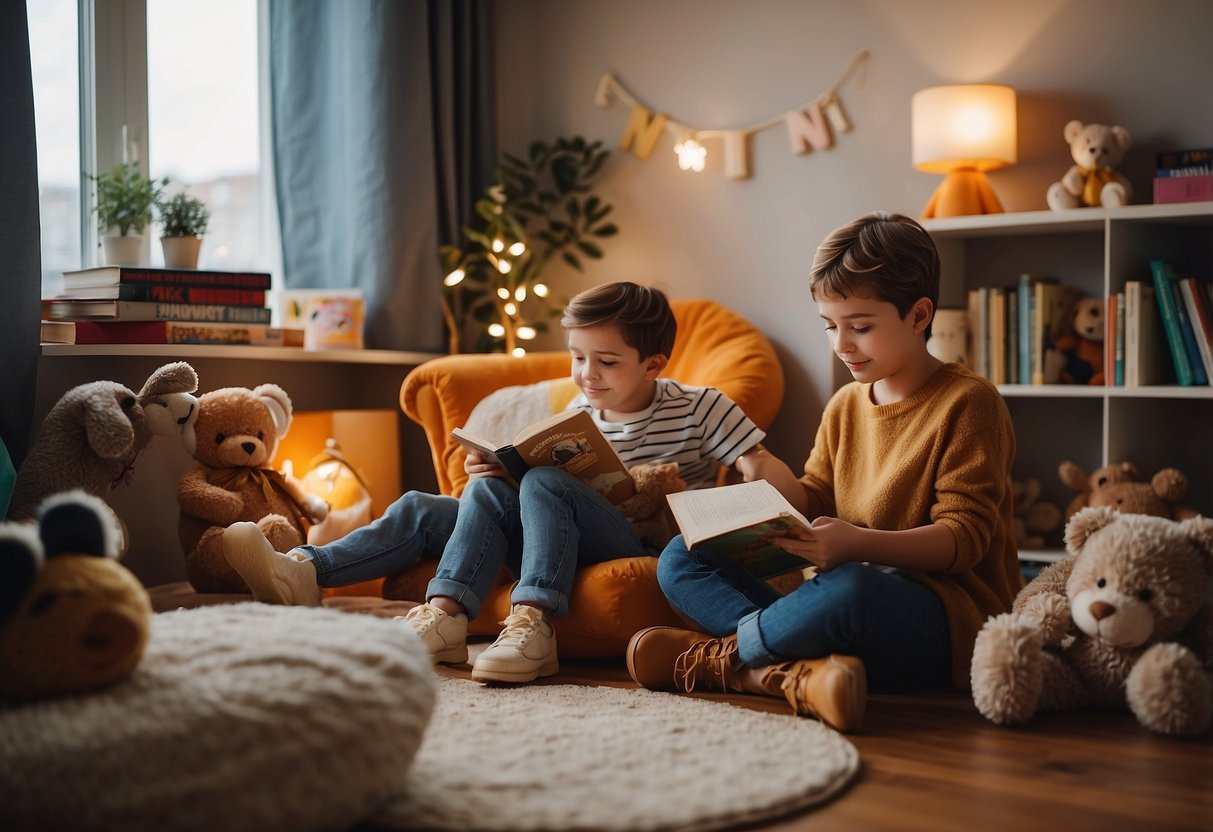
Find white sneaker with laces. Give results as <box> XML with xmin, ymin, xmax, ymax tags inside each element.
<box><xmin>222</xmin><ymin>522</ymin><xmax>322</xmax><ymax>606</ymax></box>
<box><xmin>397</xmin><ymin>602</ymin><xmax>469</xmax><ymax>665</ymax></box>
<box><xmin>471</xmin><ymin>604</ymin><xmax>558</xmax><ymax>684</ymax></box>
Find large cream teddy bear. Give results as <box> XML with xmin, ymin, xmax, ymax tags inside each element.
<box><xmin>971</xmin><ymin>507</ymin><xmax>1213</xmax><ymax>736</ymax></box>
<box><xmin>1046</xmin><ymin>120</ymin><xmax>1132</xmax><ymax>210</ymax></box>
<box><xmin>177</xmin><ymin>384</ymin><xmax>328</xmax><ymax>593</ymax></box>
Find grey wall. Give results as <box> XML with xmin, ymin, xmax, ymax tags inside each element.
<box><xmin>493</xmin><ymin>0</ymin><xmax>1213</xmax><ymax>462</ymax></box>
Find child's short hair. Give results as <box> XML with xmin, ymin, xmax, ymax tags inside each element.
<box><xmin>560</xmin><ymin>281</ymin><xmax>677</xmax><ymax>358</ymax></box>
<box><xmin>809</xmin><ymin>211</ymin><xmax>941</xmax><ymax>338</ymax></box>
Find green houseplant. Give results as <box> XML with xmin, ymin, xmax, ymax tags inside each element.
<box><xmin>440</xmin><ymin>136</ymin><xmax>617</xmax><ymax>354</ymax></box>
<box><xmin>157</xmin><ymin>192</ymin><xmax>211</xmax><ymax>270</ymax></box>
<box><xmin>88</xmin><ymin>162</ymin><xmax>168</xmax><ymax>265</ymax></box>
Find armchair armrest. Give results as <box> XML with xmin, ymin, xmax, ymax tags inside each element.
<box><xmin>400</xmin><ymin>353</ymin><xmax>569</xmax><ymax>495</ymax></box>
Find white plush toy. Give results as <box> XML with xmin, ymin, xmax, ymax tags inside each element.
<box><xmin>1047</xmin><ymin>120</ymin><xmax>1132</xmax><ymax>210</ymax></box>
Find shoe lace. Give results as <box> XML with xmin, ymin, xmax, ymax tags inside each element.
<box><xmin>766</xmin><ymin>662</ymin><xmax>818</xmax><ymax>717</ymax></box>
<box><xmin>398</xmin><ymin>603</ymin><xmax>439</xmax><ymax>633</ymax></box>
<box><xmin>673</xmin><ymin>636</ymin><xmax>738</xmax><ymax>694</ymax></box>
<box><xmin>494</xmin><ymin>607</ymin><xmax>544</xmax><ymax>648</ymax></box>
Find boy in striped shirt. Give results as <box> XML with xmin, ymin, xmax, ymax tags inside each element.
<box><xmin>224</xmin><ymin>281</ymin><xmax>764</xmax><ymax>684</ymax></box>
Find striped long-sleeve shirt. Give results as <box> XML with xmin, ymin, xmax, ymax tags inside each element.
<box><xmin>567</xmin><ymin>378</ymin><xmax>764</xmax><ymax>490</ymax></box>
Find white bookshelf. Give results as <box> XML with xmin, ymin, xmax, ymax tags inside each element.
<box><xmin>924</xmin><ymin>202</ymin><xmax>1213</xmax><ymax>555</ymax></box>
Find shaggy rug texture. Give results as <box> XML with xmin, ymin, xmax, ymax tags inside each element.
<box><xmin>0</xmin><ymin>604</ymin><xmax>435</xmax><ymax>832</ymax></box>
<box><xmin>369</xmin><ymin>676</ymin><xmax>861</xmax><ymax>832</ymax></box>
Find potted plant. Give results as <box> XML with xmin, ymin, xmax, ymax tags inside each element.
<box><xmin>157</xmin><ymin>191</ymin><xmax>211</xmax><ymax>270</ymax></box>
<box><xmin>88</xmin><ymin>162</ymin><xmax>168</xmax><ymax>265</ymax></box>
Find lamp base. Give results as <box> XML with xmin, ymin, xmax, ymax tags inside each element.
<box><xmin>920</xmin><ymin>169</ymin><xmax>1005</xmax><ymax>218</ymax></box>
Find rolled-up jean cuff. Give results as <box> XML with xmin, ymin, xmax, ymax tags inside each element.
<box><xmin>425</xmin><ymin>578</ymin><xmax>485</xmax><ymax>621</ymax></box>
<box><xmin>510</xmin><ymin>585</ymin><xmax>569</xmax><ymax>618</ymax></box>
<box><xmin>736</xmin><ymin>608</ymin><xmax>778</xmax><ymax>667</ymax></box>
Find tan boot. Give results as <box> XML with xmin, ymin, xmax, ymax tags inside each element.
<box><xmin>756</xmin><ymin>654</ymin><xmax>866</xmax><ymax>733</ymax></box>
<box><xmin>627</xmin><ymin>626</ymin><xmax>744</xmax><ymax>693</ymax></box>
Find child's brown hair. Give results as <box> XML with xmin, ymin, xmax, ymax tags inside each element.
<box><xmin>560</xmin><ymin>281</ymin><xmax>677</xmax><ymax>358</ymax></box>
<box><xmin>810</xmin><ymin>211</ymin><xmax>941</xmax><ymax>338</ymax></box>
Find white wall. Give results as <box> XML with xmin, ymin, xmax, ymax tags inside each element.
<box><xmin>493</xmin><ymin>0</ymin><xmax>1213</xmax><ymax>461</ymax></box>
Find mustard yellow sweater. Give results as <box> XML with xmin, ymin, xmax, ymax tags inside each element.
<box><xmin>799</xmin><ymin>363</ymin><xmax>1022</xmax><ymax>689</ymax></box>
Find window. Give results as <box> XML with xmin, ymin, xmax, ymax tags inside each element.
<box><xmin>27</xmin><ymin>0</ymin><xmax>279</xmax><ymax>290</ymax></box>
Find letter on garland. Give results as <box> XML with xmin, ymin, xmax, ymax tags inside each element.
<box><xmin>618</xmin><ymin>106</ymin><xmax>668</xmax><ymax>160</ymax></box>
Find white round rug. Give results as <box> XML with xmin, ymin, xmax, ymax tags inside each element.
<box><xmin>369</xmin><ymin>676</ymin><xmax>860</xmax><ymax>831</ymax></box>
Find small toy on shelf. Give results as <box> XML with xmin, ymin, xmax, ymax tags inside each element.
<box><xmin>1046</xmin><ymin>120</ymin><xmax>1132</xmax><ymax>210</ymax></box>
<box><xmin>1053</xmin><ymin>296</ymin><xmax>1105</xmax><ymax>385</ymax></box>
<box><xmin>1011</xmin><ymin>478</ymin><xmax>1063</xmax><ymax>550</ymax></box>
<box><xmin>1058</xmin><ymin>460</ymin><xmax>1198</xmax><ymax>523</ymax></box>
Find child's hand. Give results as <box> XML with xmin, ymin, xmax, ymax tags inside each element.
<box><xmin>772</xmin><ymin>516</ymin><xmax>859</xmax><ymax>573</ymax></box>
<box><xmin>464</xmin><ymin>450</ymin><xmax>508</xmax><ymax>478</ymax></box>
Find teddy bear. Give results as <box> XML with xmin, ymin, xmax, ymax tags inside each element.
<box><xmin>8</xmin><ymin>362</ymin><xmax>199</xmax><ymax>554</ymax></box>
<box><xmin>0</xmin><ymin>490</ymin><xmax>152</xmax><ymax>700</ymax></box>
<box><xmin>1058</xmin><ymin>459</ymin><xmax>1198</xmax><ymax>522</ymax></box>
<box><xmin>618</xmin><ymin>461</ymin><xmax>687</xmax><ymax>547</ymax></box>
<box><xmin>177</xmin><ymin>384</ymin><xmax>328</xmax><ymax>593</ymax></box>
<box><xmin>1011</xmin><ymin>477</ymin><xmax>1063</xmax><ymax>550</ymax></box>
<box><xmin>971</xmin><ymin>507</ymin><xmax>1213</xmax><ymax>736</ymax></box>
<box><xmin>1054</xmin><ymin>296</ymin><xmax>1105</xmax><ymax>385</ymax></box>
<box><xmin>1047</xmin><ymin>120</ymin><xmax>1132</xmax><ymax>210</ymax></box>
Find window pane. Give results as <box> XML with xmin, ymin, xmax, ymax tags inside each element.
<box><xmin>147</xmin><ymin>0</ymin><xmax>266</xmax><ymax>272</ymax></box>
<box><xmin>27</xmin><ymin>0</ymin><xmax>81</xmax><ymax>294</ymax></box>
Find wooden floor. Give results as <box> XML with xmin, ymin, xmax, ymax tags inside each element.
<box><xmin>435</xmin><ymin>645</ymin><xmax>1213</xmax><ymax>832</ymax></box>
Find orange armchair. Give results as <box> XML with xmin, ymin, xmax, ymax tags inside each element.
<box><xmin>387</xmin><ymin>299</ymin><xmax>784</xmax><ymax>656</ymax></box>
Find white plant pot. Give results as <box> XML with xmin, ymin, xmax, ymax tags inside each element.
<box><xmin>161</xmin><ymin>235</ymin><xmax>203</xmax><ymax>270</ymax></box>
<box><xmin>102</xmin><ymin>234</ymin><xmax>145</xmax><ymax>266</ymax></box>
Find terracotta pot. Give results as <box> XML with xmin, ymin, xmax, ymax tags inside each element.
<box><xmin>102</xmin><ymin>234</ymin><xmax>145</xmax><ymax>266</ymax></box>
<box><xmin>161</xmin><ymin>235</ymin><xmax>203</xmax><ymax>270</ymax></box>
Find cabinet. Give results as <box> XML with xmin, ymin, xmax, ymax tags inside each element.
<box><xmin>923</xmin><ymin>202</ymin><xmax>1213</xmax><ymax>557</ymax></box>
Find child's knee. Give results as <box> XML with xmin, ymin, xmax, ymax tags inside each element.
<box><xmin>656</xmin><ymin>536</ymin><xmax>692</xmax><ymax>590</ymax></box>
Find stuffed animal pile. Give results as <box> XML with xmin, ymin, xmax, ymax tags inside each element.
<box><xmin>1058</xmin><ymin>460</ymin><xmax>1198</xmax><ymax>522</ymax></box>
<box><xmin>1011</xmin><ymin>478</ymin><xmax>1063</xmax><ymax>550</ymax></box>
<box><xmin>971</xmin><ymin>507</ymin><xmax>1213</xmax><ymax>736</ymax></box>
<box><xmin>177</xmin><ymin>384</ymin><xmax>328</xmax><ymax>593</ymax></box>
<box><xmin>1046</xmin><ymin>120</ymin><xmax>1132</xmax><ymax>210</ymax></box>
<box><xmin>0</xmin><ymin>491</ymin><xmax>151</xmax><ymax>700</ymax></box>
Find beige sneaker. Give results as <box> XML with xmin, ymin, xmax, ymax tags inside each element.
<box><xmin>470</xmin><ymin>604</ymin><xmax>558</xmax><ymax>683</ymax></box>
<box><xmin>398</xmin><ymin>602</ymin><xmax>469</xmax><ymax>665</ymax></box>
<box><xmin>222</xmin><ymin>522</ymin><xmax>322</xmax><ymax>606</ymax></box>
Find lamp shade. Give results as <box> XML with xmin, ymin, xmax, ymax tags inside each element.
<box><xmin>912</xmin><ymin>84</ymin><xmax>1017</xmax><ymax>173</ymax></box>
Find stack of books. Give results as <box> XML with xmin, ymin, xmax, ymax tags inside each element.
<box><xmin>1128</xmin><ymin>259</ymin><xmax>1213</xmax><ymax>387</ymax></box>
<box><xmin>966</xmin><ymin>275</ymin><xmax>1082</xmax><ymax>386</ymax></box>
<box><xmin>1153</xmin><ymin>147</ymin><xmax>1213</xmax><ymax>205</ymax></box>
<box><xmin>41</xmin><ymin>266</ymin><xmax>303</xmax><ymax>347</ymax></box>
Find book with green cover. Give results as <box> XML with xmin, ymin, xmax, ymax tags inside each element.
<box><xmin>1149</xmin><ymin>259</ymin><xmax>1195</xmax><ymax>386</ymax></box>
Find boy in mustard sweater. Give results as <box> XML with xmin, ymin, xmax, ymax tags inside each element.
<box><xmin>627</xmin><ymin>211</ymin><xmax>1022</xmax><ymax>732</ymax></box>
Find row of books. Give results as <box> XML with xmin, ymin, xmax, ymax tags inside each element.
<box><xmin>41</xmin><ymin>265</ymin><xmax>304</xmax><ymax>347</ymax></box>
<box><xmin>965</xmin><ymin>264</ymin><xmax>1213</xmax><ymax>388</ymax></box>
<box><xmin>1153</xmin><ymin>146</ymin><xmax>1213</xmax><ymax>205</ymax></box>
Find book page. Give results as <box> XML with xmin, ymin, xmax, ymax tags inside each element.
<box><xmin>450</xmin><ymin>427</ymin><xmax>501</xmax><ymax>459</ymax></box>
<box><xmin>666</xmin><ymin>480</ymin><xmax>811</xmax><ymax>545</ymax></box>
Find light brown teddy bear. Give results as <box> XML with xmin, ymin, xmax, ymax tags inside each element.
<box><xmin>1046</xmin><ymin>120</ymin><xmax>1132</xmax><ymax>210</ymax></box>
<box><xmin>1058</xmin><ymin>459</ymin><xmax>1197</xmax><ymax>523</ymax></box>
<box><xmin>618</xmin><ymin>462</ymin><xmax>686</xmax><ymax>548</ymax></box>
<box><xmin>177</xmin><ymin>384</ymin><xmax>328</xmax><ymax>593</ymax></box>
<box><xmin>971</xmin><ymin>507</ymin><xmax>1213</xmax><ymax>736</ymax></box>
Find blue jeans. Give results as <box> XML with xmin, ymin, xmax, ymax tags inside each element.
<box><xmin>657</xmin><ymin>535</ymin><xmax>952</xmax><ymax>691</ymax></box>
<box><xmin>296</xmin><ymin>491</ymin><xmax>459</xmax><ymax>586</ymax></box>
<box><xmin>426</xmin><ymin>467</ymin><xmax>656</xmax><ymax>621</ymax></box>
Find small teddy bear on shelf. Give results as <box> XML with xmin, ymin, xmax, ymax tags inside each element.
<box><xmin>1058</xmin><ymin>459</ymin><xmax>1198</xmax><ymax>523</ymax></box>
<box><xmin>1011</xmin><ymin>478</ymin><xmax>1063</xmax><ymax>550</ymax></box>
<box><xmin>177</xmin><ymin>384</ymin><xmax>328</xmax><ymax>593</ymax></box>
<box><xmin>1047</xmin><ymin>120</ymin><xmax>1132</xmax><ymax>210</ymax></box>
<box><xmin>1054</xmin><ymin>296</ymin><xmax>1105</xmax><ymax>385</ymax></box>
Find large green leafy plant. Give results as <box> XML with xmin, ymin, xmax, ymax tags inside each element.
<box><xmin>440</xmin><ymin>136</ymin><xmax>618</xmax><ymax>354</ymax></box>
<box><xmin>88</xmin><ymin>162</ymin><xmax>169</xmax><ymax>237</ymax></box>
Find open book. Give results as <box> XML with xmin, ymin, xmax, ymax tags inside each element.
<box><xmin>451</xmin><ymin>408</ymin><xmax>636</xmax><ymax>504</ymax></box>
<box><xmin>666</xmin><ymin>479</ymin><xmax>815</xmax><ymax>580</ymax></box>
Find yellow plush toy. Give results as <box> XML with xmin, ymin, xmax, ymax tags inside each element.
<box><xmin>177</xmin><ymin>384</ymin><xmax>329</xmax><ymax>593</ymax></box>
<box><xmin>1046</xmin><ymin>120</ymin><xmax>1132</xmax><ymax>210</ymax></box>
<box><xmin>0</xmin><ymin>491</ymin><xmax>151</xmax><ymax>701</ymax></box>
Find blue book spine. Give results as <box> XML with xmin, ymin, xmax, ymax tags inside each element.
<box><xmin>1149</xmin><ymin>259</ymin><xmax>1194</xmax><ymax>386</ymax></box>
<box><xmin>1171</xmin><ymin>278</ymin><xmax>1208</xmax><ymax>385</ymax></box>
<box><xmin>1017</xmin><ymin>277</ymin><xmax>1034</xmax><ymax>385</ymax></box>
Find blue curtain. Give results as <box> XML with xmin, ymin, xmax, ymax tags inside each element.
<box><xmin>269</xmin><ymin>0</ymin><xmax>494</xmax><ymax>352</ymax></box>
<box><xmin>0</xmin><ymin>1</ymin><xmax>42</xmax><ymax>476</ymax></box>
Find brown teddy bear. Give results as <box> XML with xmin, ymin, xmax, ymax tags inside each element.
<box><xmin>971</xmin><ymin>506</ymin><xmax>1213</xmax><ymax>736</ymax></box>
<box><xmin>1058</xmin><ymin>460</ymin><xmax>1197</xmax><ymax>522</ymax></box>
<box><xmin>618</xmin><ymin>462</ymin><xmax>686</xmax><ymax>547</ymax></box>
<box><xmin>0</xmin><ymin>490</ymin><xmax>151</xmax><ymax>700</ymax></box>
<box><xmin>177</xmin><ymin>384</ymin><xmax>328</xmax><ymax>593</ymax></box>
<box><xmin>1046</xmin><ymin>120</ymin><xmax>1132</xmax><ymax>210</ymax></box>
<box><xmin>1054</xmin><ymin>296</ymin><xmax>1105</xmax><ymax>385</ymax></box>
<box><xmin>1011</xmin><ymin>478</ymin><xmax>1063</xmax><ymax>550</ymax></box>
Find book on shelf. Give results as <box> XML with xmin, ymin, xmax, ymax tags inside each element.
<box><xmin>987</xmin><ymin>288</ymin><xmax>1006</xmax><ymax>385</ymax></box>
<box><xmin>966</xmin><ymin>288</ymin><xmax>988</xmax><ymax>380</ymax></box>
<box><xmin>665</xmin><ymin>479</ymin><xmax>816</xmax><ymax>581</ymax></box>
<box><xmin>60</xmin><ymin>265</ymin><xmax>272</xmax><ymax>291</ymax></box>
<box><xmin>1177</xmin><ymin>276</ymin><xmax>1213</xmax><ymax>382</ymax></box>
<box><xmin>39</xmin><ymin>319</ymin><xmax>76</xmax><ymax>344</ymax></box>
<box><xmin>449</xmin><ymin>408</ymin><xmax>636</xmax><ymax>504</ymax></box>
<box><xmin>1005</xmin><ymin>287</ymin><xmax>1019</xmax><ymax>385</ymax></box>
<box><xmin>1153</xmin><ymin>175</ymin><xmax>1213</xmax><ymax>205</ymax></box>
<box><xmin>1155</xmin><ymin>147</ymin><xmax>1213</xmax><ymax>170</ymax></box>
<box><xmin>1016</xmin><ymin>274</ymin><xmax>1050</xmax><ymax>385</ymax></box>
<box><xmin>1123</xmin><ymin>281</ymin><xmax>1172</xmax><ymax>387</ymax></box>
<box><xmin>1032</xmin><ymin>280</ymin><xmax>1079</xmax><ymax>385</ymax></box>
<box><xmin>61</xmin><ymin>320</ymin><xmax>305</xmax><ymax>347</ymax></box>
<box><xmin>53</xmin><ymin>282</ymin><xmax>266</xmax><ymax>306</ymax></box>
<box><xmin>1112</xmin><ymin>290</ymin><xmax>1125</xmax><ymax>387</ymax></box>
<box><xmin>42</xmin><ymin>299</ymin><xmax>272</xmax><ymax>325</ymax></box>
<box><xmin>1149</xmin><ymin>259</ymin><xmax>1198</xmax><ymax>386</ymax></box>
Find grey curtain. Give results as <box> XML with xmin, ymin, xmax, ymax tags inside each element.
<box><xmin>269</xmin><ymin>0</ymin><xmax>494</xmax><ymax>352</ymax></box>
<box><xmin>0</xmin><ymin>0</ymin><xmax>42</xmax><ymax>473</ymax></box>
